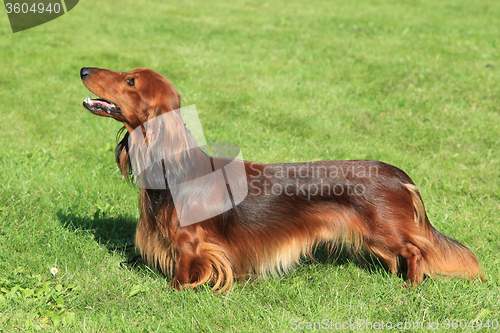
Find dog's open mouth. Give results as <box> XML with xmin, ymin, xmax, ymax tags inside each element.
<box><xmin>83</xmin><ymin>95</ymin><xmax>122</xmax><ymax>115</ymax></box>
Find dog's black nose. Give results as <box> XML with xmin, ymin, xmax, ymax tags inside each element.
<box><xmin>80</xmin><ymin>67</ymin><xmax>92</xmax><ymax>79</ymax></box>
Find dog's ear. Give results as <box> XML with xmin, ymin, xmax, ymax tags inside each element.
<box><xmin>137</xmin><ymin>73</ymin><xmax>181</xmax><ymax>119</ymax></box>
<box><xmin>153</xmin><ymin>84</ymin><xmax>180</xmax><ymax>117</ymax></box>
<box><xmin>166</xmin><ymin>87</ymin><xmax>181</xmax><ymax>113</ymax></box>
<box><xmin>144</xmin><ymin>109</ymin><xmax>190</xmax><ymax>168</ymax></box>
<box><xmin>124</xmin><ymin>109</ymin><xmax>194</xmax><ymax>190</ymax></box>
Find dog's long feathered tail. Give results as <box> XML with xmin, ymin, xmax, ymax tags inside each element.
<box><xmin>405</xmin><ymin>184</ymin><xmax>484</xmax><ymax>281</ymax></box>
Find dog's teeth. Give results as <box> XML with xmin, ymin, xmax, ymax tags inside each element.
<box><xmin>111</xmin><ymin>103</ymin><xmax>116</xmax><ymax>108</ymax></box>
<box><xmin>107</xmin><ymin>110</ymin><xmax>110</xmax><ymax>114</ymax></box>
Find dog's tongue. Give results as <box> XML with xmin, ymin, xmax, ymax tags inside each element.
<box><xmin>84</xmin><ymin>96</ymin><xmax>115</xmax><ymax>108</ymax></box>
<box><xmin>94</xmin><ymin>99</ymin><xmax>113</xmax><ymax>108</ymax></box>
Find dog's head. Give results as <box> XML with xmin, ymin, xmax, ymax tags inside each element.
<box><xmin>80</xmin><ymin>67</ymin><xmax>183</xmax><ymax>177</ymax></box>
<box><xmin>80</xmin><ymin>67</ymin><xmax>181</xmax><ymax>132</ymax></box>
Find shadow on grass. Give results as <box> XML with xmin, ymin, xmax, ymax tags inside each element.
<box><xmin>57</xmin><ymin>210</ymin><xmax>160</xmax><ymax>273</ymax></box>
<box><xmin>57</xmin><ymin>210</ymin><xmax>136</xmax><ymax>249</ymax></box>
<box><xmin>56</xmin><ymin>210</ymin><xmax>147</xmax><ymax>267</ymax></box>
<box><xmin>304</xmin><ymin>244</ymin><xmax>396</xmax><ymax>278</ymax></box>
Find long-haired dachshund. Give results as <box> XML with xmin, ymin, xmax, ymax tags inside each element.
<box><xmin>80</xmin><ymin>67</ymin><xmax>483</xmax><ymax>291</ymax></box>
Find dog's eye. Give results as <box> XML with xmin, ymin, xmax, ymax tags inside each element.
<box><xmin>126</xmin><ymin>78</ymin><xmax>135</xmax><ymax>87</ymax></box>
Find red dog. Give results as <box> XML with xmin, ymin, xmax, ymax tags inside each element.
<box><xmin>81</xmin><ymin>67</ymin><xmax>483</xmax><ymax>291</ymax></box>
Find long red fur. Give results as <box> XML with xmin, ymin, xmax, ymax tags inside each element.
<box><xmin>81</xmin><ymin>67</ymin><xmax>484</xmax><ymax>291</ymax></box>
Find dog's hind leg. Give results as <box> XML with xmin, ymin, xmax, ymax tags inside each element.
<box><xmin>399</xmin><ymin>242</ymin><xmax>424</xmax><ymax>284</ymax></box>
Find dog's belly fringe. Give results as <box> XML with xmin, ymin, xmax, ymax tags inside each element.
<box><xmin>248</xmin><ymin>210</ymin><xmax>363</xmax><ymax>279</ymax></box>
<box><xmin>134</xmin><ymin>204</ymin><xmax>376</xmax><ymax>291</ymax></box>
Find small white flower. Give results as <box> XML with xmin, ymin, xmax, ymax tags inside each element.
<box><xmin>51</xmin><ymin>267</ymin><xmax>58</xmax><ymax>276</ymax></box>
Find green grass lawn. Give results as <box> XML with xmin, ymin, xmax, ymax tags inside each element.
<box><xmin>0</xmin><ymin>0</ymin><xmax>499</xmax><ymax>331</ymax></box>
